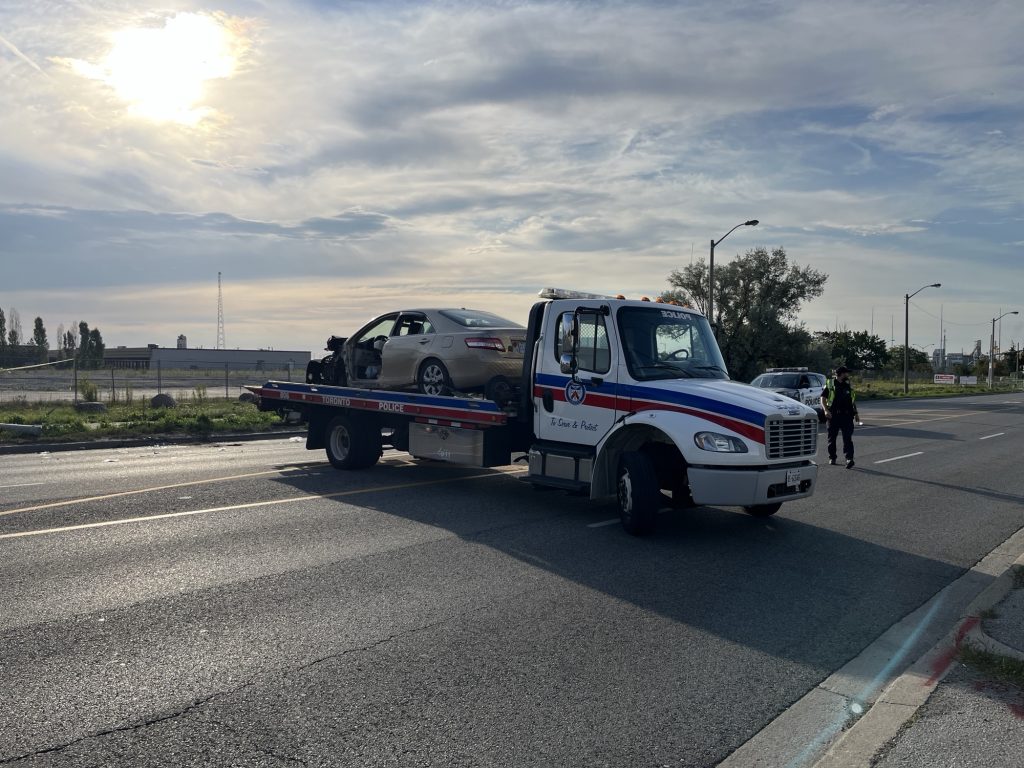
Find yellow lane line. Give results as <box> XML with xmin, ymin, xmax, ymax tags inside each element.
<box><xmin>0</xmin><ymin>468</ymin><xmax>528</xmax><ymax>541</ymax></box>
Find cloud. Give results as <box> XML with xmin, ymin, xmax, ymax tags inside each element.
<box><xmin>0</xmin><ymin>0</ymin><xmax>1021</xmax><ymax>354</ymax></box>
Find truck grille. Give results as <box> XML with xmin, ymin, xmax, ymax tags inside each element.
<box><xmin>765</xmin><ymin>416</ymin><xmax>818</xmax><ymax>459</ymax></box>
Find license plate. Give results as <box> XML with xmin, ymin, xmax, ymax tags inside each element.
<box><xmin>512</xmin><ymin>339</ymin><xmax>526</xmax><ymax>354</ymax></box>
<box><xmin>786</xmin><ymin>468</ymin><xmax>801</xmax><ymax>487</ymax></box>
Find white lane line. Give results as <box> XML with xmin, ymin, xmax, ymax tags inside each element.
<box><xmin>0</xmin><ymin>469</ymin><xmax>527</xmax><ymax>541</ymax></box>
<box><xmin>874</xmin><ymin>452</ymin><xmax>924</xmax><ymax>464</ymax></box>
<box><xmin>588</xmin><ymin>518</ymin><xmax>620</xmax><ymax>528</ymax></box>
<box><xmin>979</xmin><ymin>433</ymin><xmax>1005</xmax><ymax>440</ymax></box>
<box><xmin>0</xmin><ymin>482</ymin><xmax>46</xmax><ymax>489</ymax></box>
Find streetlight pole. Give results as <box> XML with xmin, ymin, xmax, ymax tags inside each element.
<box><xmin>989</xmin><ymin>310</ymin><xmax>1019</xmax><ymax>389</ymax></box>
<box><xmin>904</xmin><ymin>283</ymin><xmax>941</xmax><ymax>394</ymax></box>
<box><xmin>708</xmin><ymin>219</ymin><xmax>758</xmax><ymax>334</ymax></box>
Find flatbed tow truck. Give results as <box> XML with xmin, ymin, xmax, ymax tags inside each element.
<box><xmin>248</xmin><ymin>289</ymin><xmax>819</xmax><ymax>534</ymax></box>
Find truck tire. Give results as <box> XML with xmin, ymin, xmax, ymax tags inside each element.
<box><xmin>743</xmin><ymin>502</ymin><xmax>782</xmax><ymax>517</ymax></box>
<box><xmin>417</xmin><ymin>359</ymin><xmax>452</xmax><ymax>396</ymax></box>
<box><xmin>325</xmin><ymin>413</ymin><xmax>381</xmax><ymax>470</ymax></box>
<box><xmin>617</xmin><ymin>451</ymin><xmax>659</xmax><ymax>536</ymax></box>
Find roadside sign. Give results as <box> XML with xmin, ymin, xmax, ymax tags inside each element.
<box><xmin>934</xmin><ymin>374</ymin><xmax>956</xmax><ymax>384</ymax></box>
<box><xmin>960</xmin><ymin>375</ymin><xmax>978</xmax><ymax>386</ymax></box>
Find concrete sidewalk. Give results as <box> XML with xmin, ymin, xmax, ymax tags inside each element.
<box><xmin>814</xmin><ymin>555</ymin><xmax>1024</xmax><ymax>768</ymax></box>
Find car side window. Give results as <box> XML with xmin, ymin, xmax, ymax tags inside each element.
<box><xmin>394</xmin><ymin>315</ymin><xmax>434</xmax><ymax>336</ymax></box>
<box><xmin>356</xmin><ymin>316</ymin><xmax>397</xmax><ymax>345</ymax></box>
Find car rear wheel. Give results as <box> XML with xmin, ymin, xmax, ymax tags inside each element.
<box><xmin>417</xmin><ymin>359</ymin><xmax>452</xmax><ymax>396</ymax></box>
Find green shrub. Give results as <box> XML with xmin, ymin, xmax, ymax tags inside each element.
<box><xmin>80</xmin><ymin>379</ymin><xmax>99</xmax><ymax>402</ymax></box>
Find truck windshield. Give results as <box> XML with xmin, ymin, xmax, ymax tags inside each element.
<box><xmin>617</xmin><ymin>306</ymin><xmax>729</xmax><ymax>381</ymax></box>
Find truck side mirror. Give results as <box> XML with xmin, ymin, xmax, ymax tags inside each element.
<box><xmin>559</xmin><ymin>312</ymin><xmax>578</xmax><ymax>375</ymax></box>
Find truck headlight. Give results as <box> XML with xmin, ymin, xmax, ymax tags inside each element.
<box><xmin>694</xmin><ymin>432</ymin><xmax>749</xmax><ymax>453</ymax></box>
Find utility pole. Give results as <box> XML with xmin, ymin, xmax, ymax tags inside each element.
<box><xmin>216</xmin><ymin>272</ymin><xmax>226</xmax><ymax>350</ymax></box>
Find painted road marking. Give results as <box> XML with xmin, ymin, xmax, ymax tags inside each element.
<box><xmin>0</xmin><ymin>469</ymin><xmax>528</xmax><ymax>541</ymax></box>
<box><xmin>979</xmin><ymin>433</ymin><xmax>1005</xmax><ymax>440</ymax></box>
<box><xmin>0</xmin><ymin>482</ymin><xmax>46</xmax><ymax>489</ymax></box>
<box><xmin>588</xmin><ymin>519</ymin><xmax>620</xmax><ymax>528</ymax></box>
<box><xmin>874</xmin><ymin>452</ymin><xmax>924</xmax><ymax>464</ymax></box>
<box><xmin>0</xmin><ymin>468</ymin><xmax>308</xmax><ymax>518</ymax></box>
<box><xmin>855</xmin><ymin>411</ymin><xmax>977</xmax><ymax>430</ymax></box>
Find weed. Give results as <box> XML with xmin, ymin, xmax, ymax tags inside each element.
<box><xmin>193</xmin><ymin>385</ymin><xmax>208</xmax><ymax>405</ymax></box>
<box><xmin>79</xmin><ymin>379</ymin><xmax>98</xmax><ymax>402</ymax></box>
<box><xmin>958</xmin><ymin>646</ymin><xmax>1024</xmax><ymax>688</ymax></box>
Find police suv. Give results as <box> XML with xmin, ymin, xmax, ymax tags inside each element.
<box><xmin>750</xmin><ymin>367</ymin><xmax>826</xmax><ymax>420</ymax></box>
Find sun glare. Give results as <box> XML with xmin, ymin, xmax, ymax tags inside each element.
<box><xmin>69</xmin><ymin>12</ymin><xmax>243</xmax><ymax>125</ymax></box>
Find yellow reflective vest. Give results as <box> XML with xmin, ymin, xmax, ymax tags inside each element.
<box><xmin>822</xmin><ymin>376</ymin><xmax>858</xmax><ymax>416</ymax></box>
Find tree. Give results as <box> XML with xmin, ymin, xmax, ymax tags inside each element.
<box><xmin>77</xmin><ymin>321</ymin><xmax>104</xmax><ymax>368</ymax></box>
<box><xmin>7</xmin><ymin>308</ymin><xmax>22</xmax><ymax>347</ymax></box>
<box><xmin>32</xmin><ymin>317</ymin><xmax>49</xmax><ymax>363</ymax></box>
<box><xmin>0</xmin><ymin>307</ymin><xmax>6</xmax><ymax>364</ymax></box>
<box><xmin>662</xmin><ymin>246</ymin><xmax>828</xmax><ymax>381</ymax></box>
<box><xmin>885</xmin><ymin>346</ymin><xmax>932</xmax><ymax>375</ymax></box>
<box><xmin>63</xmin><ymin>328</ymin><xmax>77</xmax><ymax>359</ymax></box>
<box><xmin>88</xmin><ymin>328</ymin><xmax>105</xmax><ymax>368</ymax></box>
<box><xmin>814</xmin><ymin>330</ymin><xmax>889</xmax><ymax>371</ymax></box>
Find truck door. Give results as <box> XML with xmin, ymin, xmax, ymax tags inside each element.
<box><xmin>534</xmin><ymin>305</ymin><xmax>623</xmax><ymax>447</ymax></box>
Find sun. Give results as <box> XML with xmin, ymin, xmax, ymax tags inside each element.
<box><xmin>68</xmin><ymin>12</ymin><xmax>245</xmax><ymax>125</ymax></box>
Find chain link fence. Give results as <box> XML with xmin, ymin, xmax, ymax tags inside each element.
<box><xmin>0</xmin><ymin>359</ymin><xmax>299</xmax><ymax>405</ymax></box>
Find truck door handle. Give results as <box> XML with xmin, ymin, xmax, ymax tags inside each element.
<box><xmin>418</xmin><ymin>339</ymin><xmax>430</xmax><ymax>344</ymax></box>
<box><xmin>542</xmin><ymin>390</ymin><xmax>554</xmax><ymax>412</ymax></box>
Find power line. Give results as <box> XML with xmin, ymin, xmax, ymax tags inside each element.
<box><xmin>908</xmin><ymin>300</ymin><xmax>990</xmax><ymax>327</ymax></box>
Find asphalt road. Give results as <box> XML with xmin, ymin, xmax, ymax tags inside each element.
<box><xmin>1</xmin><ymin>395</ymin><xmax>1022</xmax><ymax>767</ymax></box>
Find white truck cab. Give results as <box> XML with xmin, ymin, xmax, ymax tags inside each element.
<box><xmin>526</xmin><ymin>289</ymin><xmax>819</xmax><ymax>533</ymax></box>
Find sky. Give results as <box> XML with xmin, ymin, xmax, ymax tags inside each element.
<box><xmin>1</xmin><ymin>0</ymin><xmax>1022</xmax><ymax>360</ymax></box>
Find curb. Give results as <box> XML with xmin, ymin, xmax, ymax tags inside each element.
<box><xmin>0</xmin><ymin>429</ymin><xmax>307</xmax><ymax>455</ymax></box>
<box><xmin>812</xmin><ymin>554</ymin><xmax>1024</xmax><ymax>768</ymax></box>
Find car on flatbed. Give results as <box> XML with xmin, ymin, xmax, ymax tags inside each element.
<box><xmin>306</xmin><ymin>308</ymin><xmax>527</xmax><ymax>396</ymax></box>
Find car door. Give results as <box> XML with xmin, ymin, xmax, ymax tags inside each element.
<box><xmin>345</xmin><ymin>313</ymin><xmax>398</xmax><ymax>388</ymax></box>
<box><xmin>378</xmin><ymin>312</ymin><xmax>436</xmax><ymax>388</ymax></box>
<box><xmin>534</xmin><ymin>305</ymin><xmax>622</xmax><ymax>447</ymax></box>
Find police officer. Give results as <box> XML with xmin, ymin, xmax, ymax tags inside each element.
<box><xmin>821</xmin><ymin>365</ymin><xmax>859</xmax><ymax>468</ymax></box>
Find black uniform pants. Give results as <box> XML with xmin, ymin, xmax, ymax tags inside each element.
<box><xmin>827</xmin><ymin>413</ymin><xmax>855</xmax><ymax>461</ymax></box>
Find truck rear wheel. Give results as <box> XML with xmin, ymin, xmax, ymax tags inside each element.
<box><xmin>617</xmin><ymin>451</ymin><xmax>658</xmax><ymax>536</ymax></box>
<box><xmin>744</xmin><ymin>502</ymin><xmax>782</xmax><ymax>517</ymax></box>
<box><xmin>325</xmin><ymin>413</ymin><xmax>381</xmax><ymax>470</ymax></box>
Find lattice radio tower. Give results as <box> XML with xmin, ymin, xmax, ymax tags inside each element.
<box><xmin>216</xmin><ymin>272</ymin><xmax>226</xmax><ymax>350</ymax></box>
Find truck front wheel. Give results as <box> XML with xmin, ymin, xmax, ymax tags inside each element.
<box><xmin>325</xmin><ymin>413</ymin><xmax>381</xmax><ymax>470</ymax></box>
<box><xmin>744</xmin><ymin>502</ymin><xmax>782</xmax><ymax>517</ymax></box>
<box><xmin>617</xmin><ymin>451</ymin><xmax>659</xmax><ymax>536</ymax></box>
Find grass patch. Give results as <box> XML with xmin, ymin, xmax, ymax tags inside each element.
<box><xmin>855</xmin><ymin>379</ymin><xmax>1022</xmax><ymax>399</ymax></box>
<box><xmin>958</xmin><ymin>646</ymin><xmax>1024</xmax><ymax>689</ymax></box>
<box><xmin>0</xmin><ymin>398</ymin><xmax>285</xmax><ymax>443</ymax></box>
